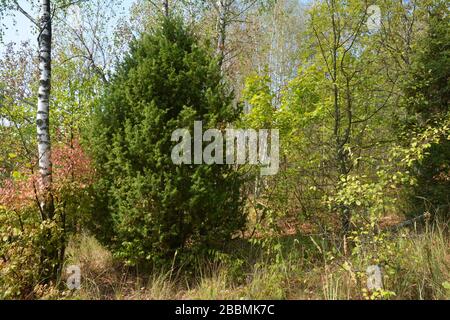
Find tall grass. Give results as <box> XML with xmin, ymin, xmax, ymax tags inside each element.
<box><xmin>62</xmin><ymin>221</ymin><xmax>449</xmax><ymax>300</ymax></box>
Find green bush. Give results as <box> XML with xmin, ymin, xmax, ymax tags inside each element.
<box><xmin>0</xmin><ymin>205</ymin><xmax>64</xmax><ymax>299</ymax></box>
<box><xmin>90</xmin><ymin>17</ymin><xmax>245</xmax><ymax>267</ymax></box>
<box><xmin>402</xmin><ymin>3</ymin><xmax>450</xmax><ymax>219</ymax></box>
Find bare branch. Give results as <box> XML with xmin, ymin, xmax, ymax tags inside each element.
<box><xmin>13</xmin><ymin>0</ymin><xmax>38</xmax><ymax>26</ymax></box>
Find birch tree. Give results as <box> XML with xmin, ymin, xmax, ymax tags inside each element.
<box><xmin>0</xmin><ymin>0</ymin><xmax>54</xmax><ymax>238</ymax></box>
<box><xmin>35</xmin><ymin>0</ymin><xmax>54</xmax><ymax>226</ymax></box>
<box><xmin>0</xmin><ymin>0</ymin><xmax>79</xmax><ymax>281</ymax></box>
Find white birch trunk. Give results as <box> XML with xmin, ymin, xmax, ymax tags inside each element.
<box><xmin>37</xmin><ymin>0</ymin><xmax>54</xmax><ymax>219</ymax></box>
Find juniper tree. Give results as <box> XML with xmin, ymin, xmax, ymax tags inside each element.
<box><xmin>90</xmin><ymin>17</ymin><xmax>245</xmax><ymax>266</ymax></box>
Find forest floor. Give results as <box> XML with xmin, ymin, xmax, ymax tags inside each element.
<box><xmin>56</xmin><ymin>216</ymin><xmax>450</xmax><ymax>300</ymax></box>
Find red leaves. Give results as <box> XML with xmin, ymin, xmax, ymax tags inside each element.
<box><xmin>52</xmin><ymin>139</ymin><xmax>94</xmax><ymax>189</ymax></box>
<box><xmin>0</xmin><ymin>139</ymin><xmax>94</xmax><ymax>211</ymax></box>
<box><xmin>0</xmin><ymin>175</ymin><xmax>37</xmax><ymax>210</ymax></box>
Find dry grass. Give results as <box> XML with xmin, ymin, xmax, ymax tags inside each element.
<box><xmin>61</xmin><ymin>221</ymin><xmax>450</xmax><ymax>300</ymax></box>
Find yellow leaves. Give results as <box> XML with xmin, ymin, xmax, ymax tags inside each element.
<box><xmin>7</xmin><ymin>152</ymin><xmax>17</xmax><ymax>159</ymax></box>
<box><xmin>342</xmin><ymin>261</ymin><xmax>352</xmax><ymax>272</ymax></box>
<box><xmin>12</xmin><ymin>171</ymin><xmax>21</xmax><ymax>179</ymax></box>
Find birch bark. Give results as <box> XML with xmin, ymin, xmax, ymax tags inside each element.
<box><xmin>37</xmin><ymin>0</ymin><xmax>54</xmax><ymax>220</ymax></box>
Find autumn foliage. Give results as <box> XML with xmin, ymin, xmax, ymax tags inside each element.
<box><xmin>0</xmin><ymin>139</ymin><xmax>93</xmax><ymax>211</ymax></box>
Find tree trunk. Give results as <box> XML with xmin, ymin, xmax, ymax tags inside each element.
<box><xmin>163</xmin><ymin>0</ymin><xmax>169</xmax><ymax>17</ymax></box>
<box><xmin>328</xmin><ymin>0</ymin><xmax>351</xmax><ymax>235</ymax></box>
<box><xmin>37</xmin><ymin>0</ymin><xmax>53</xmax><ymax>220</ymax></box>
<box><xmin>37</xmin><ymin>0</ymin><xmax>57</xmax><ymax>281</ymax></box>
<box><xmin>216</xmin><ymin>0</ymin><xmax>228</xmax><ymax>68</ymax></box>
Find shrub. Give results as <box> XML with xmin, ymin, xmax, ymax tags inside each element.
<box><xmin>0</xmin><ymin>141</ymin><xmax>94</xmax><ymax>298</ymax></box>
<box><xmin>90</xmin><ymin>17</ymin><xmax>245</xmax><ymax>267</ymax></box>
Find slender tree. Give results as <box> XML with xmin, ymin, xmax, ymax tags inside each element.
<box><xmin>36</xmin><ymin>0</ymin><xmax>54</xmax><ymax>225</ymax></box>
<box><xmin>0</xmin><ymin>0</ymin><xmax>76</xmax><ymax>281</ymax></box>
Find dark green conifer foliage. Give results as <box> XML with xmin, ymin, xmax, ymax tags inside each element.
<box><xmin>90</xmin><ymin>17</ymin><xmax>245</xmax><ymax>266</ymax></box>
<box><xmin>403</xmin><ymin>3</ymin><xmax>449</xmax><ymax>218</ymax></box>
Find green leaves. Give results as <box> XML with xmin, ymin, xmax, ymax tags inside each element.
<box><xmin>400</xmin><ymin>1</ymin><xmax>450</xmax><ymax>219</ymax></box>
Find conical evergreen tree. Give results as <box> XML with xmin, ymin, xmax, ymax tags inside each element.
<box><xmin>90</xmin><ymin>17</ymin><xmax>245</xmax><ymax>266</ymax></box>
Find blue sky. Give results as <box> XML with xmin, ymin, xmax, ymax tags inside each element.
<box><xmin>1</xmin><ymin>0</ymin><xmax>136</xmax><ymax>47</ymax></box>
